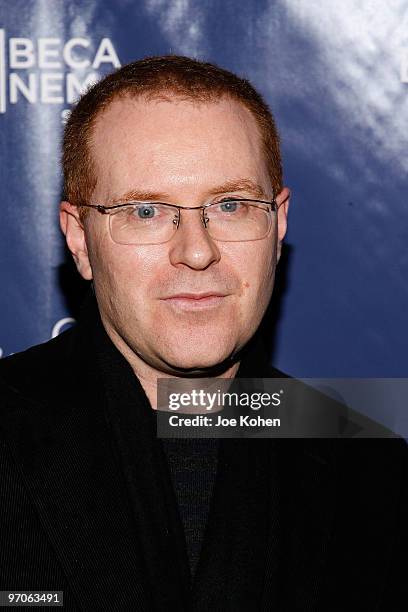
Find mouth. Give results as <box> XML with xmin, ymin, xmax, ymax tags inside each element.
<box><xmin>160</xmin><ymin>292</ymin><xmax>229</xmax><ymax>310</ymax></box>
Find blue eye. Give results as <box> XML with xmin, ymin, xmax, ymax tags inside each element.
<box><xmin>220</xmin><ymin>201</ymin><xmax>238</xmax><ymax>212</ymax></box>
<box><xmin>137</xmin><ymin>205</ymin><xmax>155</xmax><ymax>218</ymax></box>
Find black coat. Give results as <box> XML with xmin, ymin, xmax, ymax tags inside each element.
<box><xmin>0</xmin><ymin>293</ymin><xmax>407</xmax><ymax>611</ymax></box>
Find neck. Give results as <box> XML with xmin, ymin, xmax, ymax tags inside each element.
<box><xmin>100</xmin><ymin>320</ymin><xmax>241</xmax><ymax>410</ymax></box>
<box><xmin>130</xmin><ymin>359</ymin><xmax>241</xmax><ymax>410</ymax></box>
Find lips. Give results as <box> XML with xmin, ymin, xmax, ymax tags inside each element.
<box><xmin>160</xmin><ymin>292</ymin><xmax>228</xmax><ymax>309</ymax></box>
<box><xmin>162</xmin><ymin>292</ymin><xmax>227</xmax><ymax>300</ymax></box>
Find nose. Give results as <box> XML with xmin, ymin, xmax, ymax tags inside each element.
<box><xmin>168</xmin><ymin>208</ymin><xmax>221</xmax><ymax>270</ymax></box>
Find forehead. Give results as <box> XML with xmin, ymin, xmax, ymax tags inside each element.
<box><xmin>90</xmin><ymin>94</ymin><xmax>269</xmax><ymax>200</ymax></box>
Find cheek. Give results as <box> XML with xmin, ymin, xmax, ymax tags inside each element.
<box><xmin>86</xmin><ymin>228</ymin><xmax>156</xmax><ymax>306</ymax></box>
<box><xmin>234</xmin><ymin>246</ymin><xmax>276</xmax><ymax>326</ymax></box>
<box><xmin>101</xmin><ymin>251</ymin><xmax>160</xmax><ymax>300</ymax></box>
<box><xmin>229</xmin><ymin>240</ymin><xmax>276</xmax><ymax>295</ymax></box>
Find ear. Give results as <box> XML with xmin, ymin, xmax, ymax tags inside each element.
<box><xmin>275</xmin><ymin>187</ymin><xmax>290</xmax><ymax>262</ymax></box>
<box><xmin>59</xmin><ymin>201</ymin><xmax>93</xmax><ymax>280</ymax></box>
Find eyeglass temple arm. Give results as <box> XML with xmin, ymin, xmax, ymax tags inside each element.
<box><xmin>78</xmin><ymin>203</ymin><xmax>119</xmax><ymax>214</ymax></box>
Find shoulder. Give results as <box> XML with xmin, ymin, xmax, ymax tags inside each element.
<box><xmin>0</xmin><ymin>289</ymin><xmax>100</xmax><ymax>402</ymax></box>
<box><xmin>0</xmin><ymin>326</ymin><xmax>78</xmax><ymax>402</ymax></box>
<box><xmin>333</xmin><ymin>437</ymin><xmax>408</xmax><ymax>474</ymax></box>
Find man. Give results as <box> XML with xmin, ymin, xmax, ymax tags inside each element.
<box><xmin>0</xmin><ymin>56</ymin><xmax>406</xmax><ymax>611</ymax></box>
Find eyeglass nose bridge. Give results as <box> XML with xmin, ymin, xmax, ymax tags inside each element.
<box><xmin>172</xmin><ymin>204</ymin><xmax>211</xmax><ymax>233</ymax></box>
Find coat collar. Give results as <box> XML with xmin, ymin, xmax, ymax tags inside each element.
<box><xmin>0</xmin><ymin>289</ymin><xmax>339</xmax><ymax>611</ymax></box>
<box><xmin>1</xmin><ymin>293</ymin><xmax>157</xmax><ymax>610</ymax></box>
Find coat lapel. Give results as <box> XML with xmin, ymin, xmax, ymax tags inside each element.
<box><xmin>273</xmin><ymin>439</ymin><xmax>338</xmax><ymax>610</ymax></box>
<box><xmin>1</xmin><ymin>344</ymin><xmax>152</xmax><ymax>610</ymax></box>
<box><xmin>93</xmin><ymin>308</ymin><xmax>191</xmax><ymax>610</ymax></box>
<box><xmin>1</xmin><ymin>293</ymin><xmax>189</xmax><ymax>610</ymax></box>
<box><xmin>232</xmin><ymin>334</ymin><xmax>338</xmax><ymax>610</ymax></box>
<box><xmin>191</xmin><ymin>437</ymin><xmax>273</xmax><ymax>610</ymax></box>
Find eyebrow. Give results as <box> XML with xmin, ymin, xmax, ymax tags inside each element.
<box><xmin>207</xmin><ymin>179</ymin><xmax>269</xmax><ymax>200</ymax></box>
<box><xmin>111</xmin><ymin>179</ymin><xmax>270</xmax><ymax>205</ymax></box>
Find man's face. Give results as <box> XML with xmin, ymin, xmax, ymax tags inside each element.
<box><xmin>62</xmin><ymin>95</ymin><xmax>289</xmax><ymax>374</ymax></box>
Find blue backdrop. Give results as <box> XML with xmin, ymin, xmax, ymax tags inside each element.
<box><xmin>1</xmin><ymin>0</ymin><xmax>407</xmax><ymax>378</ymax></box>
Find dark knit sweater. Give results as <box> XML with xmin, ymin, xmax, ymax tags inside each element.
<box><xmin>161</xmin><ymin>437</ymin><xmax>219</xmax><ymax>579</ymax></box>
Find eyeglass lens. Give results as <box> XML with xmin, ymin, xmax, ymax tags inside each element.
<box><xmin>109</xmin><ymin>200</ymin><xmax>274</xmax><ymax>245</ymax></box>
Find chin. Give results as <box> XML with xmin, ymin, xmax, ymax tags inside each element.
<box><xmin>162</xmin><ymin>347</ymin><xmax>236</xmax><ymax>374</ymax></box>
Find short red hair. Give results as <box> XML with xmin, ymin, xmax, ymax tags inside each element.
<box><xmin>62</xmin><ymin>55</ymin><xmax>282</xmax><ymax>217</ymax></box>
